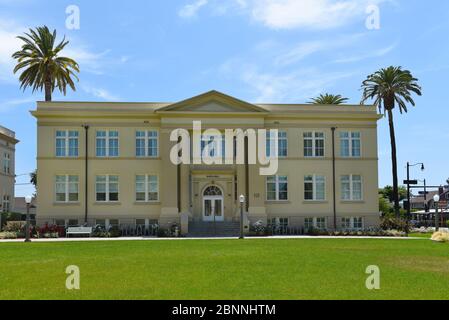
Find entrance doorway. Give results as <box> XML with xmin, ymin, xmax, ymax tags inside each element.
<box><xmin>202</xmin><ymin>186</ymin><xmax>224</xmax><ymax>222</ymax></box>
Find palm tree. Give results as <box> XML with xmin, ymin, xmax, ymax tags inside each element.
<box><xmin>361</xmin><ymin>66</ymin><xmax>422</xmax><ymax>217</ymax></box>
<box><xmin>309</xmin><ymin>94</ymin><xmax>349</xmax><ymax>105</ymax></box>
<box><xmin>30</xmin><ymin>170</ymin><xmax>37</xmax><ymax>188</ymax></box>
<box><xmin>12</xmin><ymin>26</ymin><xmax>79</xmax><ymax>101</ymax></box>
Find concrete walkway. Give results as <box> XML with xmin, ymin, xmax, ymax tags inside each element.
<box><xmin>0</xmin><ymin>236</ymin><xmax>425</xmax><ymax>243</ymax></box>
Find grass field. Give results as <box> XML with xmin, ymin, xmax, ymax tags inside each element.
<box><xmin>0</xmin><ymin>238</ymin><xmax>448</xmax><ymax>300</ymax></box>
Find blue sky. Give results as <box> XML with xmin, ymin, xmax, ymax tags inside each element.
<box><xmin>0</xmin><ymin>0</ymin><xmax>448</xmax><ymax>197</ymax></box>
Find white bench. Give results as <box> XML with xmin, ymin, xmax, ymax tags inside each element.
<box><xmin>66</xmin><ymin>227</ymin><xmax>93</xmax><ymax>238</ymax></box>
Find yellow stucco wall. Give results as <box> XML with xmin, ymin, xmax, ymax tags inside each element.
<box><xmin>32</xmin><ymin>91</ymin><xmax>381</xmax><ymax>230</ymax></box>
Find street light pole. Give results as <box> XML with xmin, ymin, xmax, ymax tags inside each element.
<box><xmin>239</xmin><ymin>195</ymin><xmax>245</xmax><ymax>239</ymax></box>
<box><xmin>24</xmin><ymin>195</ymin><xmax>32</xmax><ymax>243</ymax></box>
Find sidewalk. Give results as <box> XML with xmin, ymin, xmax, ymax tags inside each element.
<box><xmin>0</xmin><ymin>236</ymin><xmax>425</xmax><ymax>243</ymax></box>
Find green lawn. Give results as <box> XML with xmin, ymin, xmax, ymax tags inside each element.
<box><xmin>0</xmin><ymin>238</ymin><xmax>448</xmax><ymax>300</ymax></box>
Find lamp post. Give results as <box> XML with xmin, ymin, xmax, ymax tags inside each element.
<box><xmin>434</xmin><ymin>194</ymin><xmax>440</xmax><ymax>232</ymax></box>
<box><xmin>24</xmin><ymin>195</ymin><xmax>32</xmax><ymax>243</ymax></box>
<box><xmin>239</xmin><ymin>195</ymin><xmax>245</xmax><ymax>239</ymax></box>
<box><xmin>406</xmin><ymin>162</ymin><xmax>424</xmax><ymax>220</ymax></box>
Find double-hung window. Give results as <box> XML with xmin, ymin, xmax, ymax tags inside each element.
<box><xmin>304</xmin><ymin>217</ymin><xmax>327</xmax><ymax>230</ymax></box>
<box><xmin>96</xmin><ymin>131</ymin><xmax>119</xmax><ymax>157</ymax></box>
<box><xmin>340</xmin><ymin>132</ymin><xmax>361</xmax><ymax>157</ymax></box>
<box><xmin>56</xmin><ymin>130</ymin><xmax>79</xmax><ymax>157</ymax></box>
<box><xmin>266</xmin><ymin>131</ymin><xmax>288</xmax><ymax>158</ymax></box>
<box><xmin>2</xmin><ymin>195</ymin><xmax>10</xmax><ymax>213</ymax></box>
<box><xmin>304</xmin><ymin>175</ymin><xmax>326</xmax><ymax>201</ymax></box>
<box><xmin>55</xmin><ymin>175</ymin><xmax>79</xmax><ymax>202</ymax></box>
<box><xmin>201</xmin><ymin>135</ymin><xmax>225</xmax><ymax>160</ymax></box>
<box><xmin>341</xmin><ymin>217</ymin><xmax>364</xmax><ymax>230</ymax></box>
<box><xmin>341</xmin><ymin>175</ymin><xmax>363</xmax><ymax>201</ymax></box>
<box><xmin>96</xmin><ymin>175</ymin><xmax>119</xmax><ymax>202</ymax></box>
<box><xmin>136</xmin><ymin>175</ymin><xmax>159</xmax><ymax>202</ymax></box>
<box><xmin>303</xmin><ymin>132</ymin><xmax>325</xmax><ymax>157</ymax></box>
<box><xmin>2</xmin><ymin>153</ymin><xmax>10</xmax><ymax>174</ymax></box>
<box><xmin>136</xmin><ymin>130</ymin><xmax>159</xmax><ymax>157</ymax></box>
<box><xmin>266</xmin><ymin>176</ymin><xmax>288</xmax><ymax>201</ymax></box>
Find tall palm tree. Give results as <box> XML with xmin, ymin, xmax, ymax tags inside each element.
<box><xmin>361</xmin><ymin>66</ymin><xmax>422</xmax><ymax>217</ymax></box>
<box><xmin>12</xmin><ymin>26</ymin><xmax>79</xmax><ymax>101</ymax></box>
<box><xmin>309</xmin><ymin>93</ymin><xmax>349</xmax><ymax>105</ymax></box>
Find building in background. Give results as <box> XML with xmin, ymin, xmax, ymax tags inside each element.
<box><xmin>32</xmin><ymin>90</ymin><xmax>381</xmax><ymax>235</ymax></box>
<box><xmin>0</xmin><ymin>126</ymin><xmax>19</xmax><ymax>213</ymax></box>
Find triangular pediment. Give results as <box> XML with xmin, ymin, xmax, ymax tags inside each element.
<box><xmin>156</xmin><ymin>90</ymin><xmax>267</xmax><ymax>113</ymax></box>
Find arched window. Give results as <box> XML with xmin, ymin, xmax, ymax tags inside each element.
<box><xmin>203</xmin><ymin>186</ymin><xmax>223</xmax><ymax>196</ymax></box>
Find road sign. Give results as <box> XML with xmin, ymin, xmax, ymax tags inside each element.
<box><xmin>418</xmin><ymin>191</ymin><xmax>429</xmax><ymax>195</ymax></box>
<box><xmin>404</xmin><ymin>180</ymin><xmax>418</xmax><ymax>185</ymax></box>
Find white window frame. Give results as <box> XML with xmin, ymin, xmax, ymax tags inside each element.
<box><xmin>136</xmin><ymin>130</ymin><xmax>159</xmax><ymax>158</ymax></box>
<box><xmin>304</xmin><ymin>175</ymin><xmax>326</xmax><ymax>201</ymax></box>
<box><xmin>3</xmin><ymin>153</ymin><xmax>10</xmax><ymax>174</ymax></box>
<box><xmin>341</xmin><ymin>217</ymin><xmax>364</xmax><ymax>230</ymax></box>
<box><xmin>55</xmin><ymin>130</ymin><xmax>79</xmax><ymax>158</ymax></box>
<box><xmin>55</xmin><ymin>175</ymin><xmax>79</xmax><ymax>203</ymax></box>
<box><xmin>266</xmin><ymin>175</ymin><xmax>288</xmax><ymax>201</ymax></box>
<box><xmin>340</xmin><ymin>131</ymin><xmax>361</xmax><ymax>158</ymax></box>
<box><xmin>341</xmin><ymin>175</ymin><xmax>363</xmax><ymax>201</ymax></box>
<box><xmin>303</xmin><ymin>131</ymin><xmax>325</xmax><ymax>158</ymax></box>
<box><xmin>270</xmin><ymin>217</ymin><xmax>289</xmax><ymax>227</ymax></box>
<box><xmin>135</xmin><ymin>175</ymin><xmax>159</xmax><ymax>202</ymax></box>
<box><xmin>96</xmin><ymin>130</ymin><xmax>119</xmax><ymax>158</ymax></box>
<box><xmin>95</xmin><ymin>175</ymin><xmax>120</xmax><ymax>202</ymax></box>
<box><xmin>266</xmin><ymin>131</ymin><xmax>288</xmax><ymax>158</ymax></box>
<box><xmin>2</xmin><ymin>195</ymin><xmax>10</xmax><ymax>213</ymax></box>
<box><xmin>304</xmin><ymin>217</ymin><xmax>327</xmax><ymax>230</ymax></box>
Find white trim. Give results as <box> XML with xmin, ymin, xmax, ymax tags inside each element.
<box><xmin>95</xmin><ymin>175</ymin><xmax>120</xmax><ymax>202</ymax></box>
<box><xmin>135</xmin><ymin>174</ymin><xmax>160</xmax><ymax>203</ymax></box>
<box><xmin>55</xmin><ymin>174</ymin><xmax>79</xmax><ymax>203</ymax></box>
<box><xmin>339</xmin><ymin>131</ymin><xmax>362</xmax><ymax>158</ymax></box>
<box><xmin>55</xmin><ymin>130</ymin><xmax>79</xmax><ymax>158</ymax></box>
<box><xmin>95</xmin><ymin>130</ymin><xmax>120</xmax><ymax>158</ymax></box>
<box><xmin>266</xmin><ymin>175</ymin><xmax>289</xmax><ymax>201</ymax></box>
<box><xmin>303</xmin><ymin>131</ymin><xmax>325</xmax><ymax>158</ymax></box>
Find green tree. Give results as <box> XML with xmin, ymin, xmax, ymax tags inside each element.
<box><xmin>309</xmin><ymin>94</ymin><xmax>349</xmax><ymax>105</ymax></box>
<box><xmin>361</xmin><ymin>66</ymin><xmax>422</xmax><ymax>217</ymax></box>
<box><xmin>12</xmin><ymin>26</ymin><xmax>80</xmax><ymax>102</ymax></box>
<box><xmin>379</xmin><ymin>196</ymin><xmax>393</xmax><ymax>216</ymax></box>
<box><xmin>379</xmin><ymin>185</ymin><xmax>408</xmax><ymax>203</ymax></box>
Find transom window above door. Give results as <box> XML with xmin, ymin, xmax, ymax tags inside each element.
<box><xmin>203</xmin><ymin>186</ymin><xmax>223</xmax><ymax>196</ymax></box>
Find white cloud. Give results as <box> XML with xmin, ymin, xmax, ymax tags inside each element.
<box><xmin>0</xmin><ymin>20</ymin><xmax>26</xmax><ymax>83</ymax></box>
<box><xmin>82</xmin><ymin>85</ymin><xmax>120</xmax><ymax>101</ymax></box>
<box><xmin>274</xmin><ymin>34</ymin><xmax>364</xmax><ymax>66</ymax></box>
<box><xmin>181</xmin><ymin>0</ymin><xmax>386</xmax><ymax>30</ymax></box>
<box><xmin>0</xmin><ymin>96</ymin><xmax>36</xmax><ymax>113</ymax></box>
<box><xmin>332</xmin><ymin>43</ymin><xmax>396</xmax><ymax>63</ymax></box>
<box><xmin>178</xmin><ymin>0</ymin><xmax>209</xmax><ymax>18</ymax></box>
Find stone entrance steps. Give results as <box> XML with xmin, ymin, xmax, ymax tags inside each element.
<box><xmin>188</xmin><ymin>221</ymin><xmax>240</xmax><ymax>237</ymax></box>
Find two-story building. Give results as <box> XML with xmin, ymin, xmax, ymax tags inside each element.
<box><xmin>0</xmin><ymin>125</ymin><xmax>19</xmax><ymax>214</ymax></box>
<box><xmin>32</xmin><ymin>91</ymin><xmax>381</xmax><ymax>234</ymax></box>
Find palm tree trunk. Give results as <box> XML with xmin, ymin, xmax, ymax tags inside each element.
<box><xmin>387</xmin><ymin>108</ymin><xmax>400</xmax><ymax>217</ymax></box>
<box><xmin>44</xmin><ymin>81</ymin><xmax>52</xmax><ymax>101</ymax></box>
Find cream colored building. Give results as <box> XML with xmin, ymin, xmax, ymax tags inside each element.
<box><xmin>0</xmin><ymin>126</ymin><xmax>18</xmax><ymax>213</ymax></box>
<box><xmin>32</xmin><ymin>91</ymin><xmax>381</xmax><ymax>234</ymax></box>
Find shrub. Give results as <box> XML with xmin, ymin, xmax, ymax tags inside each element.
<box><xmin>431</xmin><ymin>232</ymin><xmax>449</xmax><ymax>243</ymax></box>
<box><xmin>4</xmin><ymin>221</ymin><xmax>25</xmax><ymax>233</ymax></box>
<box><xmin>0</xmin><ymin>232</ymin><xmax>18</xmax><ymax>239</ymax></box>
<box><xmin>250</xmin><ymin>220</ymin><xmax>267</xmax><ymax>236</ymax></box>
<box><xmin>380</xmin><ymin>216</ymin><xmax>412</xmax><ymax>233</ymax></box>
<box><xmin>37</xmin><ymin>224</ymin><xmax>65</xmax><ymax>238</ymax></box>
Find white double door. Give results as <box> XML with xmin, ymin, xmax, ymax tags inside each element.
<box><xmin>203</xmin><ymin>196</ymin><xmax>224</xmax><ymax>222</ymax></box>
